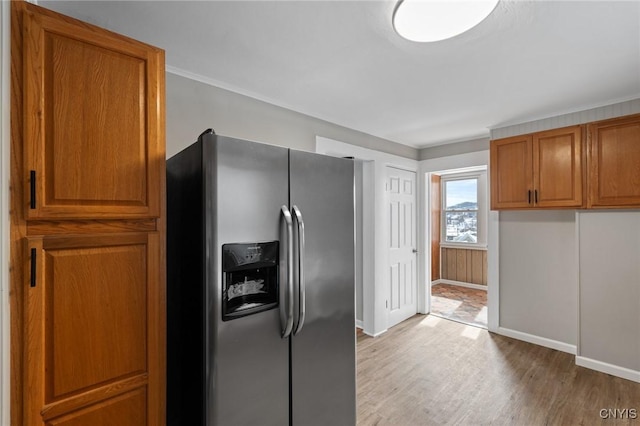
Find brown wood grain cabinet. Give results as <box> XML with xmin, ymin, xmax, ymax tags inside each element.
<box><xmin>587</xmin><ymin>114</ymin><xmax>640</xmax><ymax>208</ymax></box>
<box><xmin>490</xmin><ymin>134</ymin><xmax>533</xmax><ymax>209</ymax></box>
<box><xmin>23</xmin><ymin>4</ymin><xmax>164</xmax><ymax>219</ymax></box>
<box><xmin>490</xmin><ymin>125</ymin><xmax>584</xmax><ymax>210</ymax></box>
<box><xmin>11</xmin><ymin>2</ymin><xmax>166</xmax><ymax>425</ymax></box>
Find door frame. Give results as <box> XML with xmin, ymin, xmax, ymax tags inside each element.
<box><xmin>420</xmin><ymin>151</ymin><xmax>499</xmax><ymax>332</ymax></box>
<box><xmin>316</xmin><ymin>137</ymin><xmax>419</xmax><ymax>336</ymax></box>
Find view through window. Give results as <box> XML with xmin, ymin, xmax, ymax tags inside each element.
<box><xmin>443</xmin><ymin>178</ymin><xmax>478</xmax><ymax>243</ymax></box>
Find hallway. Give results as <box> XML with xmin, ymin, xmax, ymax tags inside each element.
<box><xmin>431</xmin><ymin>283</ymin><xmax>487</xmax><ymax>328</ymax></box>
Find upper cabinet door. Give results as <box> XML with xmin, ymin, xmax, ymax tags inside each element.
<box><xmin>23</xmin><ymin>7</ymin><xmax>165</xmax><ymax>219</ymax></box>
<box><xmin>588</xmin><ymin>114</ymin><xmax>640</xmax><ymax>208</ymax></box>
<box><xmin>490</xmin><ymin>135</ymin><xmax>533</xmax><ymax>209</ymax></box>
<box><xmin>533</xmin><ymin>126</ymin><xmax>584</xmax><ymax>208</ymax></box>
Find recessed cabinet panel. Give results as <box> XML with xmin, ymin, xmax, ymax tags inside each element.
<box><xmin>44</xmin><ymin>242</ymin><xmax>147</xmax><ymax>399</ymax></box>
<box><xmin>588</xmin><ymin>115</ymin><xmax>640</xmax><ymax>208</ymax></box>
<box><xmin>45</xmin><ymin>34</ymin><xmax>146</xmax><ymax>205</ymax></box>
<box><xmin>24</xmin><ymin>9</ymin><xmax>164</xmax><ymax>219</ymax></box>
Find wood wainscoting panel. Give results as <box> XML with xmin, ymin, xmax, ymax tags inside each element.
<box><xmin>441</xmin><ymin>247</ymin><xmax>487</xmax><ymax>286</ymax></box>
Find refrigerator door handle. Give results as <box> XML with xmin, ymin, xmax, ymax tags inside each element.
<box><xmin>281</xmin><ymin>206</ymin><xmax>294</xmax><ymax>338</ymax></box>
<box><xmin>292</xmin><ymin>205</ymin><xmax>306</xmax><ymax>335</ymax></box>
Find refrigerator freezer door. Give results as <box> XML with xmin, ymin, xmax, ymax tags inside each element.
<box><xmin>208</xmin><ymin>136</ymin><xmax>290</xmax><ymax>426</ymax></box>
<box><xmin>289</xmin><ymin>150</ymin><xmax>356</xmax><ymax>426</ymax></box>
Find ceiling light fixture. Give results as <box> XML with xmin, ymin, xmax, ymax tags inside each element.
<box><xmin>393</xmin><ymin>0</ymin><xmax>499</xmax><ymax>43</ymax></box>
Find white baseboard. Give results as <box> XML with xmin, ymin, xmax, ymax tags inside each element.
<box><xmin>495</xmin><ymin>327</ymin><xmax>577</xmax><ymax>355</ymax></box>
<box><xmin>366</xmin><ymin>328</ymin><xmax>387</xmax><ymax>338</ymax></box>
<box><xmin>493</xmin><ymin>328</ymin><xmax>639</xmax><ymax>383</ymax></box>
<box><xmin>432</xmin><ymin>279</ymin><xmax>488</xmax><ymax>292</ymax></box>
<box><xmin>576</xmin><ymin>356</ymin><xmax>640</xmax><ymax>383</ymax></box>
<box><xmin>355</xmin><ymin>320</ymin><xmax>387</xmax><ymax>337</ymax></box>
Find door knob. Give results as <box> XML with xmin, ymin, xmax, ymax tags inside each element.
<box><xmin>412</xmin><ymin>249</ymin><xmax>418</xmax><ymax>253</ymax></box>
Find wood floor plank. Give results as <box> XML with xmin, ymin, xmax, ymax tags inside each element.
<box><xmin>357</xmin><ymin>315</ymin><xmax>640</xmax><ymax>425</ymax></box>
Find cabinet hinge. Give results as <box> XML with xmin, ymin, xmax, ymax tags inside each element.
<box><xmin>29</xmin><ymin>170</ymin><xmax>36</xmax><ymax>209</ymax></box>
<box><xmin>30</xmin><ymin>248</ymin><xmax>36</xmax><ymax>288</ymax></box>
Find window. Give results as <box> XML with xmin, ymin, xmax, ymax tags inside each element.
<box><xmin>441</xmin><ymin>171</ymin><xmax>486</xmax><ymax>247</ymax></box>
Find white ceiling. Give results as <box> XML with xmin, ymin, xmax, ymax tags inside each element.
<box><xmin>40</xmin><ymin>0</ymin><xmax>640</xmax><ymax>149</ymax></box>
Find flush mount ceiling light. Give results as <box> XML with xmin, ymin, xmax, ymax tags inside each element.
<box><xmin>393</xmin><ymin>0</ymin><xmax>499</xmax><ymax>42</ymax></box>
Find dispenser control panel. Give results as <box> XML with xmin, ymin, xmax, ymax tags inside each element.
<box><xmin>222</xmin><ymin>242</ymin><xmax>279</xmax><ymax>321</ymax></box>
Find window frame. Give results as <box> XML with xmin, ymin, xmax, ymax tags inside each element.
<box><xmin>440</xmin><ymin>171</ymin><xmax>487</xmax><ymax>249</ymax></box>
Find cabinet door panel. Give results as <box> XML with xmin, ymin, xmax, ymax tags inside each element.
<box><xmin>490</xmin><ymin>135</ymin><xmax>533</xmax><ymax>209</ymax></box>
<box><xmin>25</xmin><ymin>233</ymin><xmax>160</xmax><ymax>425</ymax></box>
<box><xmin>534</xmin><ymin>126</ymin><xmax>583</xmax><ymax>207</ymax></box>
<box><xmin>24</xmin><ymin>8</ymin><xmax>164</xmax><ymax>219</ymax></box>
<box><xmin>589</xmin><ymin>115</ymin><xmax>640</xmax><ymax>207</ymax></box>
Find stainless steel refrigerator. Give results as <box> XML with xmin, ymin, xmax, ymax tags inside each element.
<box><xmin>167</xmin><ymin>130</ymin><xmax>356</xmax><ymax>426</ymax></box>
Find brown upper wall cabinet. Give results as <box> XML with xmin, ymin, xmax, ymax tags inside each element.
<box><xmin>587</xmin><ymin>114</ymin><xmax>640</xmax><ymax>208</ymax></box>
<box><xmin>23</xmin><ymin>8</ymin><xmax>164</xmax><ymax>219</ymax></box>
<box><xmin>490</xmin><ymin>125</ymin><xmax>584</xmax><ymax>210</ymax></box>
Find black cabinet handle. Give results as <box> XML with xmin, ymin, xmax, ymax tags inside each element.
<box><xmin>528</xmin><ymin>190</ymin><xmax>532</xmax><ymax>204</ymax></box>
<box><xmin>30</xmin><ymin>248</ymin><xmax>36</xmax><ymax>287</ymax></box>
<box><xmin>535</xmin><ymin>190</ymin><xmax>538</xmax><ymax>204</ymax></box>
<box><xmin>30</xmin><ymin>170</ymin><xmax>36</xmax><ymax>209</ymax></box>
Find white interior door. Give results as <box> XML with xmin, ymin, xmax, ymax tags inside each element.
<box><xmin>387</xmin><ymin>167</ymin><xmax>417</xmax><ymax>328</ymax></box>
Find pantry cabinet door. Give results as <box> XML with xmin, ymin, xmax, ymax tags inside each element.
<box><xmin>23</xmin><ymin>6</ymin><xmax>164</xmax><ymax>219</ymax></box>
<box><xmin>25</xmin><ymin>233</ymin><xmax>163</xmax><ymax>426</ymax></box>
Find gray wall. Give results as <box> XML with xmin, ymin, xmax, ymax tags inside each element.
<box><xmin>490</xmin><ymin>98</ymin><xmax>640</xmax><ymax>140</ymax></box>
<box><xmin>166</xmin><ymin>72</ymin><xmax>418</xmax><ymax>160</ymax></box>
<box><xmin>579</xmin><ymin>212</ymin><xmax>640</xmax><ymax>372</ymax></box>
<box><xmin>418</xmin><ymin>137</ymin><xmax>489</xmax><ymax>161</ymax></box>
<box><xmin>499</xmin><ymin>211</ymin><xmax>577</xmax><ymax>345</ymax></box>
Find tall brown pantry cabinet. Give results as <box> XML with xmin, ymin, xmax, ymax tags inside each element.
<box><xmin>10</xmin><ymin>2</ymin><xmax>166</xmax><ymax>425</ymax></box>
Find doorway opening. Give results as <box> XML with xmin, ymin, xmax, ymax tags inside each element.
<box><xmin>429</xmin><ymin>167</ymin><xmax>488</xmax><ymax>329</ymax></box>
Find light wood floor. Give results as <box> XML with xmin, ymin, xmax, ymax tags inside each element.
<box><xmin>357</xmin><ymin>315</ymin><xmax>640</xmax><ymax>425</ymax></box>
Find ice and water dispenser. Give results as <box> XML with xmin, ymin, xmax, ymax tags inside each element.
<box><xmin>222</xmin><ymin>242</ymin><xmax>279</xmax><ymax>321</ymax></box>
